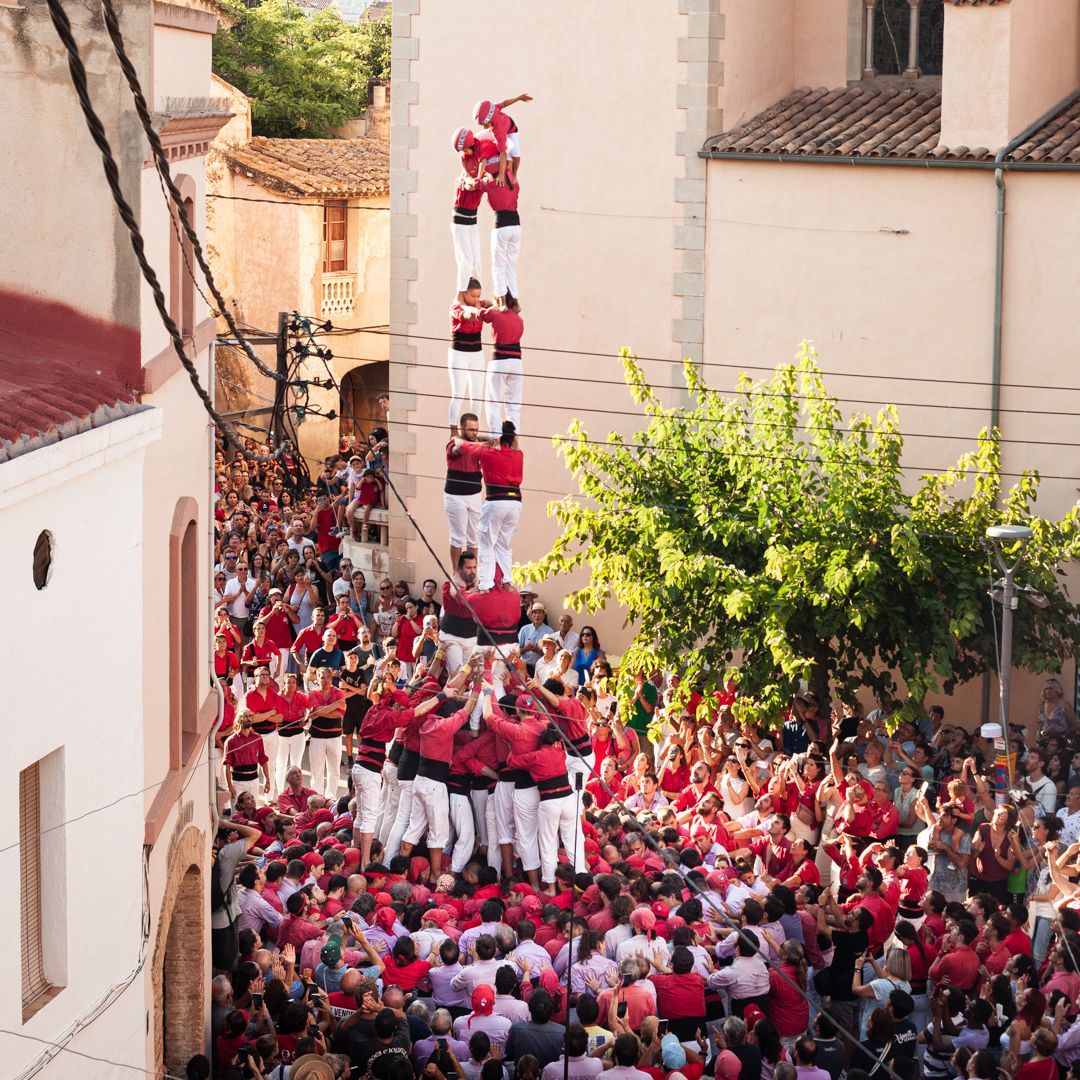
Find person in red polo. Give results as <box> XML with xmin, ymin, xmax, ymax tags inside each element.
<box><xmin>245</xmin><ymin>667</ymin><xmax>283</xmax><ymax>796</ymax></box>
<box><xmin>224</xmin><ymin>710</ymin><xmax>270</xmax><ymax>802</ymax></box>
<box><xmin>256</xmin><ymin>588</ymin><xmax>297</xmax><ymax>685</ymax></box>
<box><xmin>481</xmin><ymin>298</ymin><xmax>524</xmax><ymax>440</ymax></box>
<box><xmin>928</xmin><ymin>920</ymin><xmax>981</xmax><ymax>991</ymax></box>
<box><xmin>305</xmin><ymin>667</ymin><xmax>346</xmax><ymax>800</ymax></box>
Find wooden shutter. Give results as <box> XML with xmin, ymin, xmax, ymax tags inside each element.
<box><xmin>323</xmin><ymin>202</ymin><xmax>348</xmax><ymax>272</ymax></box>
<box><xmin>21</xmin><ymin>762</ymin><xmax>47</xmax><ymax>1013</ymax></box>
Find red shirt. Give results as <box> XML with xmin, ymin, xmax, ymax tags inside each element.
<box><xmin>306</xmin><ymin>687</ymin><xmax>346</xmax><ymax>737</ymax></box>
<box><xmin>259</xmin><ymin>604</ymin><xmax>294</xmax><ymax>649</ymax></box>
<box><xmin>673</xmin><ymin>783</ymin><xmax>719</xmax><ymax>813</ymax></box>
<box><xmin>658</xmin><ymin>763</ymin><xmax>691</xmax><ymax>795</ymax></box>
<box><xmin>455</xmin><ymin>729</ymin><xmax>499</xmax><ymax>776</ymax></box>
<box><xmin>552</xmin><ymin>697</ymin><xmax>590</xmax><ymax>745</ymax></box>
<box><xmin>485</xmin><ymin>167</ymin><xmax>519</xmax><ymax>213</ymax></box>
<box><xmin>278</xmin><ymin>784</ymin><xmax>317</xmax><ymax>815</ymax></box>
<box><xmin>1002</xmin><ymin>927</ymin><xmax>1032</xmax><ymax>957</ymax></box>
<box><xmin>245</xmin><ymin>687</ymin><xmax>281</xmax><ymax>735</ymax></box>
<box><xmin>481</xmin><ymin>307</ymin><xmax>524</xmax><ymax>348</ymax></box>
<box><xmin>586</xmin><ymin>776</ymin><xmax>625</xmax><ymax>810</ymax></box>
<box><xmin>215</xmin><ymin>649</ymin><xmax>240</xmax><ymax>680</ymax></box>
<box><xmin>292</xmin><ymin>624</ymin><xmax>326</xmax><ymax>663</ymax></box>
<box><xmin>381</xmin><ymin>955</ymin><xmax>432</xmax><ymax>991</ymax></box>
<box><xmin>478</xmin><ymin>444</ymin><xmax>524</xmax><ymax>489</ymax></box>
<box><xmin>486</xmin><ymin>702</ymin><xmax>545</xmax><ymax>759</ymax></box>
<box><xmin>242</xmin><ymin>638</ymin><xmax>277</xmax><ymax>672</ymax></box>
<box><xmin>648</xmin><ymin>972</ymin><xmax>705</xmax><ymax>1020</ymax></box>
<box><xmin>418</xmin><ymin>707</ymin><xmax>472</xmax><ymax>765</ymax></box>
<box><xmin>749</xmin><ymin>836</ymin><xmax>793</xmax><ymax>881</ymax></box>
<box><xmin>768</xmin><ymin>964</ymin><xmax>810</xmax><ymax>1036</ymax></box>
<box><xmin>446</xmin><ymin>438</ymin><xmax>483</xmax><ymax>476</ymax></box>
<box><xmin>929</xmin><ymin>944</ymin><xmax>980</xmax><ymax>991</ymax></box>
<box><xmin>871</xmin><ymin>802</ymin><xmax>900</xmax><ymax>840</ymax></box>
<box><xmin>898</xmin><ymin>866</ymin><xmax>929</xmax><ymax>907</ymax></box>
<box><xmin>277</xmin><ymin>690</ymin><xmax>310</xmax><ymax>738</ymax></box>
<box><xmin>485</xmin><ymin>104</ymin><xmax>517</xmax><ymax>153</ymax></box>
<box><xmin>787</xmin><ymin>857</ymin><xmax>820</xmax><ymax>887</ymax></box>
<box><xmin>844</xmin><ymin>892</ymin><xmax>894</xmax><ymax>948</ymax></box>
<box><xmin>507</xmin><ymin>743</ymin><xmax>569</xmax><ymax>785</ymax></box>
<box><xmin>224</xmin><ymin>731</ymin><xmax>267</xmax><ymax>769</ymax></box>
<box><xmin>450</xmin><ymin>302</ymin><xmax>484</xmax><ymax>337</ymax></box>
<box><xmin>316</xmin><ymin>507</ymin><xmax>339</xmax><ymax>554</ymax></box>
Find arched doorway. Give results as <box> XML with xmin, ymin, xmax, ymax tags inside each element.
<box><xmin>339</xmin><ymin>362</ymin><xmax>388</xmax><ymax>444</ymax></box>
<box><xmin>163</xmin><ymin>867</ymin><xmax>204</xmax><ymax>1075</ymax></box>
<box><xmin>151</xmin><ymin>826</ymin><xmax>206</xmax><ymax>1077</ymax></box>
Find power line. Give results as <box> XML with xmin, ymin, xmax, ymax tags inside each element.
<box><xmin>379</xmin><ymin>470</ymin><xmax>909</xmax><ymax>1080</ymax></box>
<box><xmin>321</xmin><ymin>324</ymin><xmax>1080</xmax><ymax>398</ymax></box>
<box><xmin>0</xmin><ymin>1025</ymin><xmax>187</xmax><ymax>1080</ymax></box>
<box><xmin>41</xmin><ymin>0</ymin><xmax>286</xmax><ymax>465</ymax></box>
<box><xmin>206</xmin><ymin>191</ymin><xmax>390</xmax><ymax>211</ymax></box>
<box><xmin>98</xmin><ymin>0</ymin><xmax>287</xmax><ymax>388</ymax></box>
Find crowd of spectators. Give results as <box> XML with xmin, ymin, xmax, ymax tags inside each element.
<box><xmin>201</xmin><ymin>431</ymin><xmax>1080</xmax><ymax>1080</ymax></box>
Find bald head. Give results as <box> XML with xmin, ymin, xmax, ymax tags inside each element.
<box><xmin>431</xmin><ymin>1008</ymin><xmax>453</xmax><ymax>1036</ymax></box>
<box><xmin>253</xmin><ymin>949</ymin><xmax>273</xmax><ymax>974</ymax></box>
<box><xmin>347</xmin><ymin>874</ymin><xmax>367</xmax><ymax>896</ymax></box>
<box><xmin>339</xmin><ymin>969</ymin><xmax>362</xmax><ymax>996</ymax></box>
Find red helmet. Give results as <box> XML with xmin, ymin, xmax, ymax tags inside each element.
<box><xmin>451</xmin><ymin>126</ymin><xmax>475</xmax><ymax>153</ymax></box>
<box><xmin>474</xmin><ymin>99</ymin><xmax>497</xmax><ymax>127</ymax></box>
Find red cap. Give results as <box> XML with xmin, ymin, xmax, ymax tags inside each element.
<box><xmin>374</xmin><ymin>891</ymin><xmax>392</xmax><ymax>907</ymax></box>
<box><xmin>375</xmin><ymin>907</ymin><xmax>397</xmax><ymax>931</ymax></box>
<box><xmin>473</xmin><ymin>99</ymin><xmax>496</xmax><ymax>126</ymax></box>
<box><xmin>423</xmin><ymin>907</ymin><xmax>451</xmax><ymax>926</ymax></box>
<box><xmin>452</xmin><ymin>126</ymin><xmax>476</xmax><ymax>153</ymax></box>
<box><xmin>651</xmin><ymin>901</ymin><xmax>669</xmax><ymax>919</ymax></box>
<box><xmin>301</xmin><ymin>852</ymin><xmax>324</xmax><ymax>869</ymax></box>
<box><xmin>310</xmin><ymin>808</ymin><xmax>334</xmax><ymax>825</ymax></box>
<box><xmin>343</xmin><ymin>848</ymin><xmax>362</xmax><ymax>867</ymax></box>
<box><xmin>743</xmin><ymin>1004</ymin><xmax>766</xmax><ymax>1028</ymax></box>
<box><xmin>629</xmin><ymin>907</ymin><xmax>656</xmax><ymax>932</ymax></box>
<box><xmin>332</xmin><ymin>813</ymin><xmax>353</xmax><ymax>830</ymax></box>
<box><xmin>471</xmin><ymin>984</ymin><xmax>495</xmax><ymax>1015</ymax></box>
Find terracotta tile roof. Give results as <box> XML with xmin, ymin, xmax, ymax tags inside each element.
<box><xmin>0</xmin><ymin>289</ymin><xmax>143</xmax><ymax>463</ymax></box>
<box><xmin>703</xmin><ymin>85</ymin><xmax>1080</xmax><ymax>163</ymax></box>
<box><xmin>947</xmin><ymin>0</ymin><xmax>1010</xmax><ymax>5</ymax></box>
<box><xmin>222</xmin><ymin>135</ymin><xmax>389</xmax><ymax>198</ymax></box>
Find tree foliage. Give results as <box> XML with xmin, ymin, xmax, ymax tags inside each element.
<box><xmin>213</xmin><ymin>1</ymin><xmax>391</xmax><ymax>138</ymax></box>
<box><xmin>520</xmin><ymin>345</ymin><xmax>1080</xmax><ymax>723</ymax></box>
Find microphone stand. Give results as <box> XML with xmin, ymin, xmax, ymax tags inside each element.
<box><xmin>564</xmin><ymin>771</ymin><xmax>584</xmax><ymax>1080</ymax></box>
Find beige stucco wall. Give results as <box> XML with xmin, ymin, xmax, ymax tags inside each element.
<box><xmin>153</xmin><ymin>23</ymin><xmax>213</xmax><ymax>107</ymax></box>
<box><xmin>0</xmin><ymin>0</ymin><xmax>147</xmax><ymax>329</ymax></box>
<box><xmin>794</xmin><ymin>0</ymin><xmax>850</xmax><ymax>88</ymax></box>
<box><xmin>720</xmin><ymin>0</ymin><xmax>796</xmax><ymax>127</ymax></box>
<box><xmin>1006</xmin><ymin>0</ymin><xmax>1080</xmax><ymax>137</ymax></box>
<box><xmin>701</xmin><ymin>156</ymin><xmax>1080</xmax><ymax>725</ymax></box>
<box><xmin>392</xmin><ymin>0</ymin><xmax>687</xmax><ymax>647</ymax></box>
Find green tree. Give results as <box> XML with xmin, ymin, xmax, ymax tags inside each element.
<box><xmin>521</xmin><ymin>345</ymin><xmax>1080</xmax><ymax>724</ymax></box>
<box><xmin>213</xmin><ymin>1</ymin><xmax>391</xmax><ymax>138</ymax></box>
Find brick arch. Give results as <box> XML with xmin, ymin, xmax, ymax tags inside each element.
<box><xmin>151</xmin><ymin>824</ymin><xmax>206</xmax><ymax>1078</ymax></box>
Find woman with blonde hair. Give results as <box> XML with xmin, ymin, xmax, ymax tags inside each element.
<box><xmin>1038</xmin><ymin>677</ymin><xmax>1077</xmax><ymax>738</ymax></box>
<box><xmin>852</xmin><ymin>945</ymin><xmax>911</xmax><ymax>1039</ymax></box>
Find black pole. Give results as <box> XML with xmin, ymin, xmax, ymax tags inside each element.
<box><xmin>563</xmin><ymin>771</ymin><xmax>584</xmax><ymax>1080</ymax></box>
<box><xmin>271</xmin><ymin>310</ymin><xmax>288</xmax><ymax>446</ymax></box>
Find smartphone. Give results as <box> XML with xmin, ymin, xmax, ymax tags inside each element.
<box><xmin>305</xmin><ymin>983</ymin><xmax>317</xmax><ymax>998</ymax></box>
<box><xmin>657</xmin><ymin>1019</ymin><xmax>669</xmax><ymax>1037</ymax></box>
<box><xmin>252</xmin><ymin>993</ymin><xmax>263</xmax><ymax>1009</ymax></box>
<box><xmin>617</xmin><ymin>1002</ymin><xmax>628</xmax><ymax>1019</ymax></box>
<box><xmin>919</xmin><ymin>781</ymin><xmax>930</xmax><ymax>795</ymax></box>
<box><xmin>621</xmin><ymin>973</ymin><xmax>634</xmax><ymax>988</ymax></box>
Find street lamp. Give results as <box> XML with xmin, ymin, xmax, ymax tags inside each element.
<box><xmin>985</xmin><ymin>524</ymin><xmax>1034</xmax><ymax>734</ymax></box>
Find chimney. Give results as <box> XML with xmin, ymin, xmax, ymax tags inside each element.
<box><xmin>365</xmin><ymin>79</ymin><xmax>390</xmax><ymax>141</ymax></box>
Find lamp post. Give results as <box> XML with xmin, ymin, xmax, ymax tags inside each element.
<box><xmin>985</xmin><ymin>524</ymin><xmax>1033</xmax><ymax>733</ymax></box>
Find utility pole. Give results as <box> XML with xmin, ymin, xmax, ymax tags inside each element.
<box><xmin>271</xmin><ymin>310</ymin><xmax>289</xmax><ymax>447</ymax></box>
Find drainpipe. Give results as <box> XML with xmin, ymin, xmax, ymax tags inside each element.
<box><xmin>990</xmin><ymin>90</ymin><xmax>1080</xmax><ymax>431</ymax></box>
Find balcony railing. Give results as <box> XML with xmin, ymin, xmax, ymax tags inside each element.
<box><xmin>321</xmin><ymin>271</ymin><xmax>356</xmax><ymax>318</ymax></box>
<box><xmin>863</xmin><ymin>0</ymin><xmax>943</xmax><ymax>80</ymax></box>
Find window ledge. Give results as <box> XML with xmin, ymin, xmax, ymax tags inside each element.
<box><xmin>23</xmin><ymin>984</ymin><xmax>64</xmax><ymax>1024</ymax></box>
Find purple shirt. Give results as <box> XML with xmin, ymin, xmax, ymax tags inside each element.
<box><xmin>570</xmin><ymin>952</ymin><xmax>618</xmax><ymax>995</ymax></box>
<box><xmin>430</xmin><ymin>963</ymin><xmax>470</xmax><ymax>1008</ymax></box>
<box><xmin>237</xmin><ymin>886</ymin><xmax>282</xmax><ymax>935</ymax></box>
<box><xmin>542</xmin><ymin>1057</ymin><xmax>604</xmax><ymax>1080</ymax></box>
<box><xmin>513</xmin><ymin>940</ymin><xmax>554</xmax><ymax>972</ymax></box>
<box><xmin>459</xmin><ymin>920</ymin><xmax>512</xmax><ymax>961</ymax></box>
<box><xmin>453</xmin><ymin>1011</ymin><xmax>513</xmax><ymax>1049</ymax></box>
<box><xmin>412</xmin><ymin>1036</ymin><xmax>470</xmax><ymax>1072</ymax></box>
<box><xmin>493</xmin><ymin>994</ymin><xmax>530</xmax><ymax>1023</ymax></box>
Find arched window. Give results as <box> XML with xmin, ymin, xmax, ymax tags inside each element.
<box><xmin>169</xmin><ymin>499</ymin><xmax>199</xmax><ymax>770</ymax></box>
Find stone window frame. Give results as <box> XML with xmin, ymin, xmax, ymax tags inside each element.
<box><xmin>847</xmin><ymin>0</ymin><xmax>944</xmax><ymax>83</ymax></box>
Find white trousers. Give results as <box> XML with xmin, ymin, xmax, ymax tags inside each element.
<box><xmin>448</xmin><ymin>347</ymin><xmax>485</xmax><ymax>428</ymax></box>
<box><xmin>260</xmin><ymin>730</ymin><xmax>280</xmax><ymax>794</ymax></box>
<box><xmin>513</xmin><ymin>786</ymin><xmax>541</xmax><ymax>872</ymax></box>
<box><xmin>470</xmin><ymin>787</ymin><xmax>491</xmax><ymax>850</ymax></box>
<box><xmin>307</xmin><ymin>736</ymin><xmax>343</xmax><ymax>799</ymax></box>
<box><xmin>444</xmin><ymin>491</ymin><xmax>482</xmax><ymax>550</ymax></box>
<box><xmin>405</xmin><ymin>775</ymin><xmax>451</xmax><ymax>849</ymax></box>
<box><xmin>276</xmin><ymin>733</ymin><xmax>306</xmax><ymax>792</ymax></box>
<box><xmin>384</xmin><ymin>778</ymin><xmax>414</xmax><ymax>859</ymax></box>
<box><xmin>563</xmin><ymin>755</ymin><xmax>591</xmax><ymax>872</ymax></box>
<box><xmin>484</xmin><ymin>792</ymin><xmax>500</xmax><ymax>871</ymax></box>
<box><xmin>446</xmin><ymin>791</ymin><xmax>477</xmax><ymax>872</ymax></box>
<box><xmin>477</xmin><ymin>499</ymin><xmax>522</xmax><ymax>591</ymax></box>
<box><xmin>491</xmin><ymin>225</ymin><xmax>521</xmax><ymax>299</ymax></box>
<box><xmin>494</xmin><ymin>780</ymin><xmax>517</xmax><ymax>846</ymax></box>
<box><xmin>537</xmin><ymin>793</ymin><xmax>579</xmax><ymax>884</ymax></box>
<box><xmin>231</xmin><ymin>777</ymin><xmax>261</xmax><ymax>803</ymax></box>
<box><xmin>441</xmin><ymin>633</ymin><xmax>477</xmax><ymax>677</ymax></box>
<box><xmin>352</xmin><ymin>764</ymin><xmax>383</xmax><ymax>833</ymax></box>
<box><xmin>485</xmin><ymin>356</ymin><xmax>523</xmax><ymax>438</ymax></box>
<box><xmin>451</xmin><ymin>221</ymin><xmax>482</xmax><ymax>292</ymax></box>
<box><xmin>376</xmin><ymin>761</ymin><xmax>400</xmax><ymax>844</ymax></box>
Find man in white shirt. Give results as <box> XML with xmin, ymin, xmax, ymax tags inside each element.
<box><xmin>1057</xmin><ymin>784</ymin><xmax>1080</xmax><ymax>845</ymax></box>
<box><xmin>451</xmin><ymin>935</ymin><xmax>505</xmax><ymax>994</ymax></box>
<box><xmin>555</xmin><ymin>614</ymin><xmax>580</xmax><ymax>655</ymax></box>
<box><xmin>1026</xmin><ymin>749</ymin><xmax>1059</xmax><ymax>816</ymax></box>
<box><xmin>223</xmin><ymin>564</ymin><xmax>256</xmax><ymax>622</ymax></box>
<box><xmin>517</xmin><ymin>602</ymin><xmax>555</xmax><ymax>672</ymax></box>
<box><xmin>534</xmin><ymin>636</ymin><xmax>561</xmax><ymax>685</ymax></box>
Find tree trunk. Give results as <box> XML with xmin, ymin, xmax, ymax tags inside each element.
<box><xmin>809</xmin><ymin>643</ymin><xmax>833</xmax><ymax>727</ymax></box>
